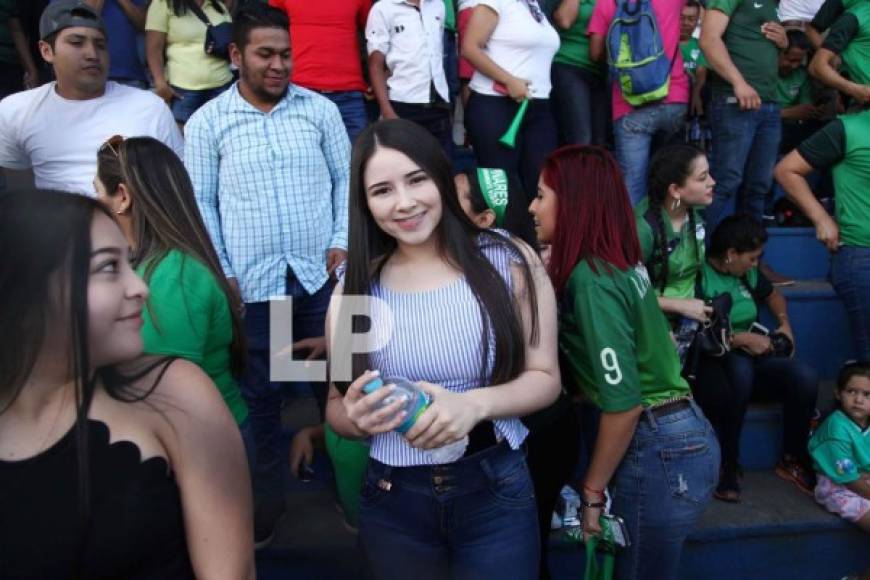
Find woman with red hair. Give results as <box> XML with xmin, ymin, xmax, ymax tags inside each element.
<box><xmin>529</xmin><ymin>145</ymin><xmax>719</xmax><ymax>580</ymax></box>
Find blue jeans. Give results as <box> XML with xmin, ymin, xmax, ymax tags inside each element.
<box><xmin>170</xmin><ymin>81</ymin><xmax>233</xmax><ymax>123</ymax></box>
<box><xmin>320</xmin><ymin>90</ymin><xmax>369</xmax><ymax>145</ymax></box>
<box><xmin>610</xmin><ymin>401</ymin><xmax>719</xmax><ymax>580</ymax></box>
<box><xmin>360</xmin><ymin>444</ymin><xmax>540</xmax><ymax>580</ymax></box>
<box><xmin>693</xmin><ymin>351</ymin><xmax>818</xmax><ymax>469</ymax></box>
<box><xmin>241</xmin><ymin>268</ymin><xmax>333</xmax><ymax>501</ymax></box>
<box><xmin>706</xmin><ymin>98</ymin><xmax>782</xmax><ymax>234</ymax></box>
<box><xmin>613</xmin><ymin>102</ymin><xmax>687</xmax><ymax>205</ymax></box>
<box><xmin>831</xmin><ymin>246</ymin><xmax>870</xmax><ymax>362</ymax></box>
<box><xmin>550</xmin><ymin>62</ymin><xmax>609</xmax><ymax>146</ymax></box>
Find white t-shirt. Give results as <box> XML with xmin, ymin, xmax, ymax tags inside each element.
<box><xmin>778</xmin><ymin>0</ymin><xmax>826</xmax><ymax>22</ymax></box>
<box><xmin>0</xmin><ymin>82</ymin><xmax>184</xmax><ymax>197</ymax></box>
<box><xmin>468</xmin><ymin>0</ymin><xmax>560</xmax><ymax>99</ymax></box>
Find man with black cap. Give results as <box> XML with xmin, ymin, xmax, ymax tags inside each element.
<box><xmin>0</xmin><ymin>0</ymin><xmax>182</xmax><ymax>196</ymax></box>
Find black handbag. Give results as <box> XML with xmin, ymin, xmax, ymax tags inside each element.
<box><xmin>188</xmin><ymin>1</ymin><xmax>233</xmax><ymax>60</ymax></box>
<box><xmin>683</xmin><ymin>292</ymin><xmax>733</xmax><ymax>382</ymax></box>
<box><xmin>694</xmin><ymin>292</ymin><xmax>733</xmax><ymax>357</ymax></box>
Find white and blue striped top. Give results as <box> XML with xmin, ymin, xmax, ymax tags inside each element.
<box><xmin>366</xmin><ymin>233</ymin><xmax>529</xmax><ymax>466</ymax></box>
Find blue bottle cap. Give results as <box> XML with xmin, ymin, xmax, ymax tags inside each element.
<box><xmin>362</xmin><ymin>376</ymin><xmax>384</xmax><ymax>394</ymax></box>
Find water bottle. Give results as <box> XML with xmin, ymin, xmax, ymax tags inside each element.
<box><xmin>363</xmin><ymin>376</ymin><xmax>468</xmax><ymax>463</ymax></box>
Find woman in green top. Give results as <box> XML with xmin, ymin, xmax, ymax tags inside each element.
<box><xmin>549</xmin><ymin>0</ymin><xmax>609</xmax><ymax>145</ymax></box>
<box><xmin>694</xmin><ymin>214</ymin><xmax>819</xmax><ymax>502</ymax></box>
<box><xmin>775</xmin><ymin>109</ymin><xmax>870</xmax><ymax>363</ymax></box>
<box><xmin>94</xmin><ymin>136</ymin><xmax>248</xmax><ymax>431</ymax></box>
<box><xmin>530</xmin><ymin>145</ymin><xmax>718</xmax><ymax>580</ymax></box>
<box><xmin>637</xmin><ymin>144</ymin><xmax>715</xmax><ymax>321</ymax></box>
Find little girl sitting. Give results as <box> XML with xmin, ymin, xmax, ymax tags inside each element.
<box><xmin>809</xmin><ymin>362</ymin><xmax>870</xmax><ymax>532</ymax></box>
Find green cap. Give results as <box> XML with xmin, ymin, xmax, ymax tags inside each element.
<box><xmin>476</xmin><ymin>168</ymin><xmax>509</xmax><ymax>227</ymax></box>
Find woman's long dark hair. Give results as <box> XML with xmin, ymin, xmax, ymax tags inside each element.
<box><xmin>169</xmin><ymin>0</ymin><xmax>226</xmax><ymax>17</ymax></box>
<box><xmin>97</xmin><ymin>137</ymin><xmax>246</xmax><ymax>377</ymax></box>
<box><xmin>0</xmin><ymin>189</ymin><xmax>171</xmax><ymax>519</ymax></box>
<box><xmin>341</xmin><ymin>119</ymin><xmax>540</xmax><ymax>391</ymax></box>
<box><xmin>645</xmin><ymin>144</ymin><xmax>705</xmax><ymax>293</ymax></box>
<box><xmin>540</xmin><ymin>145</ymin><xmax>641</xmax><ymax>295</ymax></box>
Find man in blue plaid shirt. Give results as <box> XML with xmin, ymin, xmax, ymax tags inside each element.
<box><xmin>185</xmin><ymin>4</ymin><xmax>350</xmax><ymax>547</ymax></box>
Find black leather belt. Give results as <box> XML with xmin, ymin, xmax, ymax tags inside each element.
<box><xmin>648</xmin><ymin>398</ymin><xmax>692</xmax><ymax>419</ymax></box>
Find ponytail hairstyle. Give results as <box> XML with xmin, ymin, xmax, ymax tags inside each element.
<box><xmin>645</xmin><ymin>144</ymin><xmax>705</xmax><ymax>292</ymax></box>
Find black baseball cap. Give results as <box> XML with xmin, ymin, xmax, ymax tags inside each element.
<box><xmin>39</xmin><ymin>0</ymin><xmax>106</xmax><ymax>41</ymax></box>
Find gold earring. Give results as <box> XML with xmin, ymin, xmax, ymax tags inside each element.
<box><xmin>671</xmin><ymin>198</ymin><xmax>681</xmax><ymax>211</ymax></box>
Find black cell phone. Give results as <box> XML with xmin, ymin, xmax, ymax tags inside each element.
<box><xmin>749</xmin><ymin>321</ymin><xmax>770</xmax><ymax>336</ymax></box>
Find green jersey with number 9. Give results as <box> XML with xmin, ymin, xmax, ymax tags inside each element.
<box><xmin>559</xmin><ymin>258</ymin><xmax>690</xmax><ymax>411</ymax></box>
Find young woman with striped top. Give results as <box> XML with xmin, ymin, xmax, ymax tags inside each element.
<box><xmin>325</xmin><ymin>119</ymin><xmax>560</xmax><ymax>580</ymax></box>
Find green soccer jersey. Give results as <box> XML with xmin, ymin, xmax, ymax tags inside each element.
<box><xmin>841</xmin><ymin>2</ymin><xmax>870</xmax><ymax>86</ymax></box>
<box><xmin>707</xmin><ymin>0</ymin><xmax>780</xmax><ymax>102</ymax></box>
<box><xmin>553</xmin><ymin>0</ymin><xmax>601</xmax><ymax>75</ymax></box>
<box><xmin>797</xmin><ymin>111</ymin><xmax>870</xmax><ymax>248</ymax></box>
<box><xmin>139</xmin><ymin>250</ymin><xmax>249</xmax><ymax>425</ymax></box>
<box><xmin>833</xmin><ymin>111</ymin><xmax>870</xmax><ymax>247</ymax></box>
<box><xmin>559</xmin><ymin>259</ymin><xmax>690</xmax><ymax>412</ymax></box>
<box><xmin>700</xmin><ymin>264</ymin><xmax>772</xmax><ymax>332</ymax></box>
<box><xmin>635</xmin><ymin>200</ymin><xmax>706</xmax><ymax>300</ymax></box>
<box><xmin>809</xmin><ymin>410</ymin><xmax>870</xmax><ymax>484</ymax></box>
<box><xmin>775</xmin><ymin>67</ymin><xmax>813</xmax><ymax>108</ymax></box>
<box><xmin>681</xmin><ymin>37</ymin><xmax>708</xmax><ymax>79</ymax></box>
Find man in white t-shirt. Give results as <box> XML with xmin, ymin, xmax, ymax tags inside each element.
<box><xmin>0</xmin><ymin>0</ymin><xmax>182</xmax><ymax>197</ymax></box>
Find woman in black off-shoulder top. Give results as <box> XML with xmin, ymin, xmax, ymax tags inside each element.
<box><xmin>0</xmin><ymin>190</ymin><xmax>254</xmax><ymax>579</ymax></box>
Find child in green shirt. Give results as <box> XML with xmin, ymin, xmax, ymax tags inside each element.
<box><xmin>810</xmin><ymin>362</ymin><xmax>870</xmax><ymax>530</ymax></box>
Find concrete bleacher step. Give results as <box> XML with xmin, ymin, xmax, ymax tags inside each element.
<box><xmin>739</xmin><ymin>378</ymin><xmax>836</xmax><ymax>472</ymax></box>
<box><xmin>759</xmin><ymin>279</ymin><xmax>854</xmax><ymax>381</ymax></box>
<box><xmin>549</xmin><ymin>472</ymin><xmax>869</xmax><ymax>580</ymax></box>
<box><xmin>764</xmin><ymin>227</ymin><xmax>831</xmax><ymax>280</ymax></box>
<box><xmin>680</xmin><ymin>471</ymin><xmax>869</xmax><ymax>580</ymax></box>
<box><xmin>740</xmin><ymin>404</ymin><xmax>785</xmax><ymax>471</ymax></box>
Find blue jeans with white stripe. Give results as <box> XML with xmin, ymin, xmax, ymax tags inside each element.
<box><xmin>610</xmin><ymin>400</ymin><xmax>719</xmax><ymax>580</ymax></box>
<box><xmin>359</xmin><ymin>443</ymin><xmax>540</xmax><ymax>580</ymax></box>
